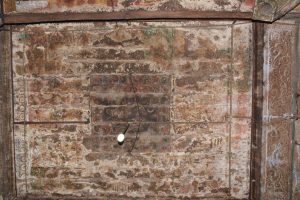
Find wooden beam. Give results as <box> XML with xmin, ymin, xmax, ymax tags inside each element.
<box><xmin>250</xmin><ymin>22</ymin><xmax>264</xmax><ymax>200</ymax></box>
<box><xmin>0</xmin><ymin>0</ymin><xmax>3</xmax><ymax>26</ymax></box>
<box><xmin>0</xmin><ymin>26</ymin><xmax>15</xmax><ymax>199</ymax></box>
<box><xmin>3</xmin><ymin>11</ymin><xmax>253</xmax><ymax>25</ymax></box>
<box><xmin>1</xmin><ymin>1</ymin><xmax>300</xmax><ymax>24</ymax></box>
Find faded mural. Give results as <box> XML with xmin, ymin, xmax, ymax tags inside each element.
<box><xmin>12</xmin><ymin>21</ymin><xmax>252</xmax><ymax>199</ymax></box>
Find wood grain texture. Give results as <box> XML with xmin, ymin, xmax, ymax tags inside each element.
<box><xmin>250</xmin><ymin>22</ymin><xmax>264</xmax><ymax>200</ymax></box>
<box><xmin>3</xmin><ymin>11</ymin><xmax>253</xmax><ymax>25</ymax></box>
<box><xmin>0</xmin><ymin>26</ymin><xmax>15</xmax><ymax>199</ymax></box>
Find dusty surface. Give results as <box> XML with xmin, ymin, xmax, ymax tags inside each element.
<box><xmin>6</xmin><ymin>0</ymin><xmax>255</xmax><ymax>13</ymax></box>
<box><xmin>261</xmin><ymin>23</ymin><xmax>297</xmax><ymax>200</ymax></box>
<box><xmin>12</xmin><ymin>21</ymin><xmax>252</xmax><ymax>199</ymax></box>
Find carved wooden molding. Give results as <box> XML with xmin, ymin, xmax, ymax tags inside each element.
<box><xmin>253</xmin><ymin>0</ymin><xmax>300</xmax><ymax>21</ymax></box>
<box><xmin>261</xmin><ymin>23</ymin><xmax>297</xmax><ymax>200</ymax></box>
<box><xmin>1</xmin><ymin>0</ymin><xmax>300</xmax><ymax>23</ymax></box>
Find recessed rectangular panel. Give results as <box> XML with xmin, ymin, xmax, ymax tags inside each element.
<box><xmin>12</xmin><ymin>21</ymin><xmax>252</xmax><ymax>199</ymax></box>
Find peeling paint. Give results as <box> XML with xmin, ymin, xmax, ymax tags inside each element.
<box><xmin>267</xmin><ymin>144</ymin><xmax>283</xmax><ymax>167</ymax></box>
<box><xmin>8</xmin><ymin>0</ymin><xmax>254</xmax><ymax>13</ymax></box>
<box><xmin>261</xmin><ymin>23</ymin><xmax>296</xmax><ymax>200</ymax></box>
<box><xmin>12</xmin><ymin>21</ymin><xmax>252</xmax><ymax>199</ymax></box>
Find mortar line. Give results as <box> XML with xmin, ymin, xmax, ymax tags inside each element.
<box><xmin>264</xmin><ymin>29</ymin><xmax>271</xmax><ymax>194</ymax></box>
<box><xmin>66</xmin><ymin>58</ymin><xmax>232</xmax><ymax>65</ymax></box>
<box><xmin>170</xmin><ymin>27</ymin><xmax>175</xmax><ymax>144</ymax></box>
<box><xmin>21</xmin><ymin>30</ymin><xmax>28</xmax><ymax>194</ymax></box>
<box><xmin>169</xmin><ymin>28</ymin><xmax>174</xmax><ymax>135</ymax></box>
<box><xmin>91</xmin><ymin>121</ymin><xmax>229</xmax><ymax>125</ymax></box>
<box><xmin>9</xmin><ymin>25</ymin><xmax>18</xmax><ymax>197</ymax></box>
<box><xmin>79</xmin><ymin>29</ymin><xmax>90</xmax><ymax>175</ymax></box>
<box><xmin>23</xmin><ymin>76</ymin><xmax>28</xmax><ymax>194</ymax></box>
<box><xmin>16</xmin><ymin>73</ymin><xmax>178</xmax><ymax>80</ymax></box>
<box><xmin>23</xmin><ymin>194</ymin><xmax>235</xmax><ymax>200</ymax></box>
<box><xmin>228</xmin><ymin>22</ymin><xmax>235</xmax><ymax>193</ymax></box>
<box><xmin>14</xmin><ymin>120</ymin><xmax>90</xmax><ymax>125</ymax></box>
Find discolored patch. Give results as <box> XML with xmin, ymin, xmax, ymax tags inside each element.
<box><xmin>159</xmin><ymin>0</ymin><xmax>183</xmax><ymax>11</ymax></box>
<box><xmin>214</xmin><ymin>0</ymin><xmax>230</xmax><ymax>7</ymax></box>
<box><xmin>244</xmin><ymin>0</ymin><xmax>255</xmax><ymax>7</ymax></box>
<box><xmin>107</xmin><ymin>0</ymin><xmax>118</xmax><ymax>7</ymax></box>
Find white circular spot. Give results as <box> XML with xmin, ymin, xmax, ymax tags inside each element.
<box><xmin>117</xmin><ymin>133</ymin><xmax>125</xmax><ymax>143</ymax></box>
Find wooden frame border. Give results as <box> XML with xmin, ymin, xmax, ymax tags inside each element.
<box><xmin>0</xmin><ymin>26</ymin><xmax>15</xmax><ymax>200</ymax></box>
<box><xmin>250</xmin><ymin>22</ymin><xmax>264</xmax><ymax>200</ymax></box>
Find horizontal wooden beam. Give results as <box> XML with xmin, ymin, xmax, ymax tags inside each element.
<box><xmin>2</xmin><ymin>1</ymin><xmax>300</xmax><ymax>24</ymax></box>
<box><xmin>3</xmin><ymin>11</ymin><xmax>253</xmax><ymax>25</ymax></box>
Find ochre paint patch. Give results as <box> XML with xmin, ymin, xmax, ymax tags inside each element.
<box><xmin>48</xmin><ymin>0</ymin><xmax>107</xmax><ymax>8</ymax></box>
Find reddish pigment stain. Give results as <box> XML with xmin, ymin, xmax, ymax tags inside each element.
<box><xmin>244</xmin><ymin>0</ymin><xmax>255</xmax><ymax>7</ymax></box>
<box><xmin>107</xmin><ymin>0</ymin><xmax>118</xmax><ymax>7</ymax></box>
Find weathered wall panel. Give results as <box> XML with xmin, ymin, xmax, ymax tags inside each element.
<box><xmin>230</xmin><ymin>22</ymin><xmax>253</xmax><ymax>198</ymax></box>
<box><xmin>12</xmin><ymin>21</ymin><xmax>252</xmax><ymax>199</ymax></box>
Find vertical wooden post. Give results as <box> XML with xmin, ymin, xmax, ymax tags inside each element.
<box><xmin>250</xmin><ymin>22</ymin><xmax>264</xmax><ymax>200</ymax></box>
<box><xmin>0</xmin><ymin>0</ymin><xmax>3</xmax><ymax>27</ymax></box>
<box><xmin>0</xmin><ymin>26</ymin><xmax>14</xmax><ymax>199</ymax></box>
